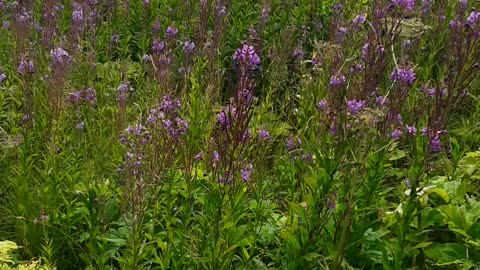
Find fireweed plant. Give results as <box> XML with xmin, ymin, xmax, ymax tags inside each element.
<box><xmin>0</xmin><ymin>0</ymin><xmax>479</xmax><ymax>269</ymax></box>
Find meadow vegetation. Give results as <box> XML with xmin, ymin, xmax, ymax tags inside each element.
<box><xmin>0</xmin><ymin>0</ymin><xmax>480</xmax><ymax>269</ymax></box>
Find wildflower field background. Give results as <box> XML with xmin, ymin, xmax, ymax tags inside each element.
<box><xmin>0</xmin><ymin>0</ymin><xmax>480</xmax><ymax>269</ymax></box>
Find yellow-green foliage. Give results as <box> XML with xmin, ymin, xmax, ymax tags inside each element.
<box><xmin>0</xmin><ymin>241</ymin><xmax>51</xmax><ymax>270</ymax></box>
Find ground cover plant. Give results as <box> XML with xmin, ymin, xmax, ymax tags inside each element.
<box><xmin>0</xmin><ymin>0</ymin><xmax>479</xmax><ymax>269</ymax></box>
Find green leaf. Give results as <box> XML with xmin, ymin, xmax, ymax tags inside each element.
<box><xmin>424</xmin><ymin>243</ymin><xmax>474</xmax><ymax>267</ymax></box>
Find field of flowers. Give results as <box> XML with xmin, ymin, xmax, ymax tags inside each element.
<box><xmin>0</xmin><ymin>0</ymin><xmax>479</xmax><ymax>269</ymax></box>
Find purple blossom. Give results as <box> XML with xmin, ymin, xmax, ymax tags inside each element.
<box><xmin>213</xmin><ymin>151</ymin><xmax>220</xmax><ymax>164</ymax></box>
<box><xmin>390</xmin><ymin>67</ymin><xmax>416</xmax><ymax>85</ymax></box>
<box><xmin>183</xmin><ymin>40</ymin><xmax>196</xmax><ymax>54</ymax></box>
<box><xmin>317</xmin><ymin>99</ymin><xmax>328</xmax><ymax>110</ymax></box>
<box><xmin>391</xmin><ymin>129</ymin><xmax>402</xmax><ymax>139</ymax></box>
<box><xmin>405</xmin><ymin>178</ymin><xmax>411</xmax><ymax>187</ymax></box>
<box><xmin>429</xmin><ymin>134</ymin><xmax>441</xmax><ymax>152</ymax></box>
<box><xmin>466</xmin><ymin>11</ymin><xmax>479</xmax><ymax>29</ymax></box>
<box><xmin>352</xmin><ymin>14</ymin><xmax>366</xmax><ymax>28</ymax></box>
<box><xmin>72</xmin><ymin>6</ymin><xmax>84</xmax><ymax>25</ymax></box>
<box><xmin>84</xmin><ymin>87</ymin><xmax>96</xmax><ymax>104</ymax></box>
<box><xmin>241</xmin><ymin>164</ymin><xmax>253</xmax><ymax>182</ymax></box>
<box><xmin>233</xmin><ymin>44</ymin><xmax>261</xmax><ymax>69</ymax></box>
<box><xmin>346</xmin><ymin>99</ymin><xmax>366</xmax><ymax>115</ymax></box>
<box><xmin>302</xmin><ymin>153</ymin><xmax>313</xmax><ymax>162</ymax></box>
<box><xmin>376</xmin><ymin>96</ymin><xmax>388</xmax><ymax>106</ymax></box>
<box><xmin>391</xmin><ymin>0</ymin><xmax>416</xmax><ymax>11</ymax></box>
<box><xmin>18</xmin><ymin>59</ymin><xmax>35</xmax><ymax>75</ymax></box>
<box><xmin>117</xmin><ymin>83</ymin><xmax>129</xmax><ymax>105</ymax></box>
<box><xmin>257</xmin><ymin>129</ymin><xmax>270</xmax><ymax>140</ymax></box>
<box><xmin>420</xmin><ymin>126</ymin><xmax>428</xmax><ymax>136</ymax></box>
<box><xmin>50</xmin><ymin>47</ymin><xmax>71</xmax><ymax>67</ymax></box>
<box><xmin>421</xmin><ymin>0</ymin><xmax>433</xmax><ymax>14</ymax></box>
<box><xmin>142</xmin><ymin>54</ymin><xmax>151</xmax><ymax>62</ymax></box>
<box><xmin>76</xmin><ymin>121</ymin><xmax>85</xmax><ymax>131</ymax></box>
<box><xmin>449</xmin><ymin>20</ymin><xmax>462</xmax><ymax>30</ymax></box>
<box><xmin>195</xmin><ymin>151</ymin><xmax>203</xmax><ymax>160</ymax></box>
<box><xmin>165</xmin><ymin>26</ymin><xmax>178</xmax><ymax>39</ymax></box>
<box><xmin>406</xmin><ymin>124</ymin><xmax>417</xmax><ymax>136</ymax></box>
<box><xmin>152</xmin><ymin>40</ymin><xmax>165</xmax><ymax>54</ymax></box>
<box><xmin>153</xmin><ymin>21</ymin><xmax>161</xmax><ymax>32</ymax></box>
<box><xmin>293</xmin><ymin>46</ymin><xmax>304</xmax><ymax>60</ymax></box>
<box><xmin>0</xmin><ymin>73</ymin><xmax>6</xmax><ymax>83</ymax></box>
<box><xmin>111</xmin><ymin>34</ymin><xmax>119</xmax><ymax>44</ymax></box>
<box><xmin>286</xmin><ymin>136</ymin><xmax>301</xmax><ymax>151</ymax></box>
<box><xmin>329</xmin><ymin>74</ymin><xmax>346</xmax><ymax>88</ymax></box>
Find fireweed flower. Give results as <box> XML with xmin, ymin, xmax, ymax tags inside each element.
<box><xmin>117</xmin><ymin>83</ymin><xmax>129</xmax><ymax>106</ymax></box>
<box><xmin>329</xmin><ymin>74</ymin><xmax>346</xmax><ymax>88</ymax></box>
<box><xmin>71</xmin><ymin>5</ymin><xmax>84</xmax><ymax>25</ymax></box>
<box><xmin>317</xmin><ymin>99</ymin><xmax>328</xmax><ymax>110</ymax></box>
<box><xmin>429</xmin><ymin>134</ymin><xmax>441</xmax><ymax>152</ymax></box>
<box><xmin>421</xmin><ymin>0</ymin><xmax>433</xmax><ymax>14</ymax></box>
<box><xmin>257</xmin><ymin>128</ymin><xmax>270</xmax><ymax>140</ymax></box>
<box><xmin>18</xmin><ymin>58</ymin><xmax>35</xmax><ymax>75</ymax></box>
<box><xmin>152</xmin><ymin>40</ymin><xmax>165</xmax><ymax>54</ymax></box>
<box><xmin>293</xmin><ymin>46</ymin><xmax>304</xmax><ymax>60</ymax></box>
<box><xmin>466</xmin><ymin>11</ymin><xmax>480</xmax><ymax>37</ymax></box>
<box><xmin>406</xmin><ymin>124</ymin><xmax>417</xmax><ymax>136</ymax></box>
<box><xmin>110</xmin><ymin>34</ymin><xmax>119</xmax><ymax>44</ymax></box>
<box><xmin>391</xmin><ymin>0</ymin><xmax>415</xmax><ymax>11</ymax></box>
<box><xmin>391</xmin><ymin>128</ymin><xmax>402</xmax><ymax>139</ymax></box>
<box><xmin>233</xmin><ymin>44</ymin><xmax>261</xmax><ymax>70</ymax></box>
<box><xmin>390</xmin><ymin>67</ymin><xmax>416</xmax><ymax>85</ymax></box>
<box><xmin>449</xmin><ymin>20</ymin><xmax>462</xmax><ymax>30</ymax></box>
<box><xmin>50</xmin><ymin>47</ymin><xmax>71</xmax><ymax>67</ymax></box>
<box><xmin>165</xmin><ymin>26</ymin><xmax>178</xmax><ymax>39</ymax></box>
<box><xmin>376</xmin><ymin>96</ymin><xmax>388</xmax><ymax>106</ymax></box>
<box><xmin>76</xmin><ymin>121</ymin><xmax>85</xmax><ymax>131</ymax></box>
<box><xmin>84</xmin><ymin>87</ymin><xmax>96</xmax><ymax>104</ymax></box>
<box><xmin>183</xmin><ymin>40</ymin><xmax>195</xmax><ymax>54</ymax></box>
<box><xmin>352</xmin><ymin>14</ymin><xmax>366</xmax><ymax>28</ymax></box>
<box><xmin>241</xmin><ymin>164</ymin><xmax>253</xmax><ymax>182</ymax></box>
<box><xmin>346</xmin><ymin>99</ymin><xmax>366</xmax><ymax>115</ymax></box>
<box><xmin>286</xmin><ymin>136</ymin><xmax>301</xmax><ymax>151</ymax></box>
<box><xmin>195</xmin><ymin>151</ymin><xmax>203</xmax><ymax>160</ymax></box>
<box><xmin>0</xmin><ymin>73</ymin><xmax>6</xmax><ymax>83</ymax></box>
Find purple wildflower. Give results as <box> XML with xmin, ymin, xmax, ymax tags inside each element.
<box><xmin>317</xmin><ymin>99</ymin><xmax>328</xmax><ymax>110</ymax></box>
<box><xmin>241</xmin><ymin>164</ymin><xmax>253</xmax><ymax>182</ymax></box>
<box><xmin>390</xmin><ymin>67</ymin><xmax>416</xmax><ymax>85</ymax></box>
<box><xmin>257</xmin><ymin>129</ymin><xmax>270</xmax><ymax>140</ymax></box>
<box><xmin>183</xmin><ymin>40</ymin><xmax>196</xmax><ymax>54</ymax></box>
<box><xmin>376</xmin><ymin>96</ymin><xmax>388</xmax><ymax>106</ymax></box>
<box><xmin>0</xmin><ymin>73</ymin><xmax>6</xmax><ymax>83</ymax></box>
<box><xmin>195</xmin><ymin>151</ymin><xmax>204</xmax><ymax>160</ymax></box>
<box><xmin>352</xmin><ymin>14</ymin><xmax>366</xmax><ymax>28</ymax></box>
<box><xmin>391</xmin><ymin>0</ymin><xmax>416</xmax><ymax>11</ymax></box>
<box><xmin>76</xmin><ymin>121</ymin><xmax>85</xmax><ymax>131</ymax></box>
<box><xmin>18</xmin><ymin>58</ymin><xmax>35</xmax><ymax>75</ymax></box>
<box><xmin>421</xmin><ymin>0</ymin><xmax>433</xmax><ymax>14</ymax></box>
<box><xmin>165</xmin><ymin>26</ymin><xmax>178</xmax><ymax>39</ymax></box>
<box><xmin>406</xmin><ymin>124</ymin><xmax>417</xmax><ymax>136</ymax></box>
<box><xmin>233</xmin><ymin>44</ymin><xmax>261</xmax><ymax>69</ymax></box>
<box><xmin>72</xmin><ymin>6</ymin><xmax>84</xmax><ymax>25</ymax></box>
<box><xmin>152</xmin><ymin>40</ymin><xmax>165</xmax><ymax>54</ymax></box>
<box><xmin>429</xmin><ymin>134</ymin><xmax>441</xmax><ymax>152</ymax></box>
<box><xmin>405</xmin><ymin>178</ymin><xmax>411</xmax><ymax>187</ymax></box>
<box><xmin>84</xmin><ymin>87</ymin><xmax>96</xmax><ymax>104</ymax></box>
<box><xmin>466</xmin><ymin>11</ymin><xmax>479</xmax><ymax>29</ymax></box>
<box><xmin>346</xmin><ymin>99</ymin><xmax>366</xmax><ymax>115</ymax></box>
<box><xmin>50</xmin><ymin>47</ymin><xmax>71</xmax><ymax>67</ymax></box>
<box><xmin>391</xmin><ymin>129</ymin><xmax>402</xmax><ymax>139</ymax></box>
<box><xmin>329</xmin><ymin>74</ymin><xmax>346</xmax><ymax>88</ymax></box>
<box><xmin>293</xmin><ymin>46</ymin><xmax>304</xmax><ymax>60</ymax></box>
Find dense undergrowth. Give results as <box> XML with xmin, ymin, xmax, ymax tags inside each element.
<box><xmin>0</xmin><ymin>0</ymin><xmax>480</xmax><ymax>269</ymax></box>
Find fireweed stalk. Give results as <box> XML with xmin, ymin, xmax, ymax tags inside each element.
<box><xmin>117</xmin><ymin>96</ymin><xmax>188</xmax><ymax>268</ymax></box>
<box><xmin>205</xmin><ymin>44</ymin><xmax>260</xmax><ymax>266</ymax></box>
